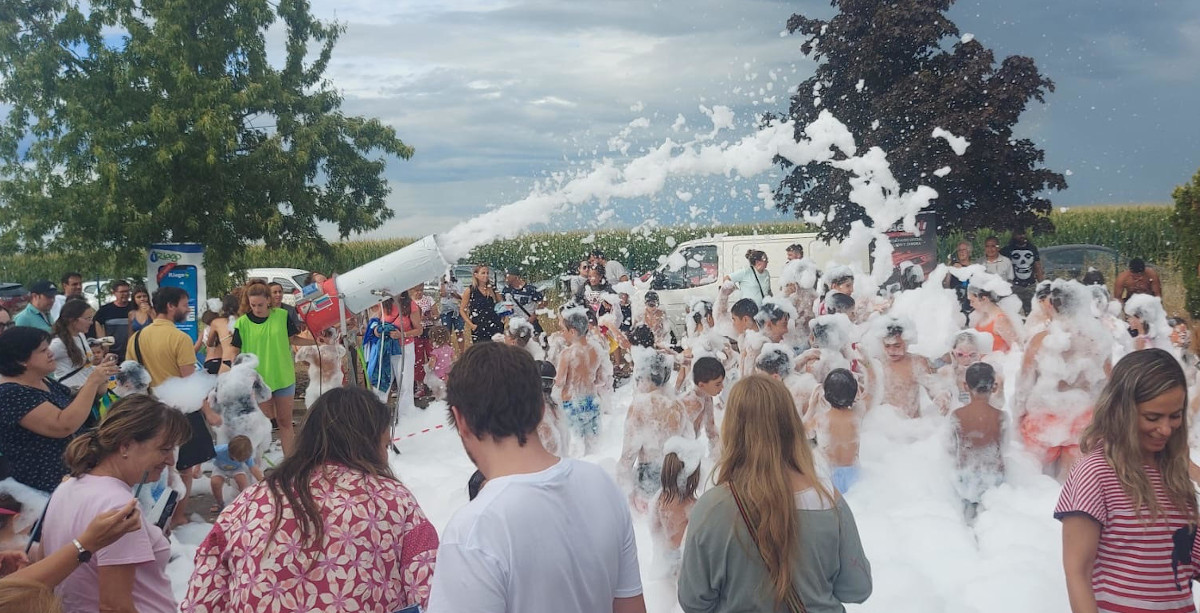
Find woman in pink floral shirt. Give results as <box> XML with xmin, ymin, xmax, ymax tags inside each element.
<box><xmin>183</xmin><ymin>387</ymin><xmax>438</xmax><ymax>612</ymax></box>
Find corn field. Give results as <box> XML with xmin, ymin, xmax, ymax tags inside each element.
<box><xmin>0</xmin><ymin>205</ymin><xmax>1176</xmax><ymax>294</ymax></box>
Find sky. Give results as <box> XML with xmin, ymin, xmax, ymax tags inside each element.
<box><xmin>293</xmin><ymin>0</ymin><xmax>1200</xmax><ymax>240</ymax></box>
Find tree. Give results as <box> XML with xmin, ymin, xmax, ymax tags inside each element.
<box><xmin>1172</xmin><ymin>169</ymin><xmax>1200</xmax><ymax>317</ymax></box>
<box><xmin>767</xmin><ymin>0</ymin><xmax>1066</xmax><ymax>240</ymax></box>
<box><xmin>0</xmin><ymin>0</ymin><xmax>413</xmax><ymax>284</ymax></box>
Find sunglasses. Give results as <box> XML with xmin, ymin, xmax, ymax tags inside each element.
<box><xmin>0</xmin><ymin>321</ymin><xmax>12</xmax><ymax>330</ymax></box>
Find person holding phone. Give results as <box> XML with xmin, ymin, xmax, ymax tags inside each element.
<box><xmin>39</xmin><ymin>395</ymin><xmax>190</xmax><ymax>613</ymax></box>
<box><xmin>0</xmin><ymin>327</ymin><xmax>118</xmax><ymax>493</ymax></box>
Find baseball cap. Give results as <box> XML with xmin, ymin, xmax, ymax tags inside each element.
<box><xmin>505</xmin><ymin>267</ymin><xmax>524</xmax><ymax>277</ymax></box>
<box><xmin>29</xmin><ymin>280</ymin><xmax>58</xmax><ymax>296</ymax></box>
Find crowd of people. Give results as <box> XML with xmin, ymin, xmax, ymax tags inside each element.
<box><xmin>0</xmin><ymin>233</ymin><xmax>1198</xmax><ymax>613</ymax></box>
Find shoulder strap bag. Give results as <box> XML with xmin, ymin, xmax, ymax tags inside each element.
<box><xmin>729</xmin><ymin>484</ymin><xmax>808</xmax><ymax>613</ymax></box>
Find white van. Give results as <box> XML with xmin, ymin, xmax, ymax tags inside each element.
<box><xmin>648</xmin><ymin>232</ymin><xmax>870</xmax><ymax>338</ymax></box>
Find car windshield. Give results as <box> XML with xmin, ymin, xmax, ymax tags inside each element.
<box><xmin>651</xmin><ymin>245</ymin><xmax>718</xmax><ymax>290</ymax></box>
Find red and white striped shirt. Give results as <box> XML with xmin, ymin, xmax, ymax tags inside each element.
<box><xmin>1055</xmin><ymin>447</ymin><xmax>1200</xmax><ymax>613</ymax></box>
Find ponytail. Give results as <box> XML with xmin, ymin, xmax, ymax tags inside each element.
<box><xmin>62</xmin><ymin>395</ymin><xmax>191</xmax><ymax>478</ymax></box>
<box><xmin>63</xmin><ymin>430</ymin><xmax>106</xmax><ymax>477</ymax></box>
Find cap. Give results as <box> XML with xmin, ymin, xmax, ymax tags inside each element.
<box><xmin>29</xmin><ymin>280</ymin><xmax>57</xmax><ymax>296</ymax></box>
<box><xmin>505</xmin><ymin>267</ymin><xmax>524</xmax><ymax>278</ymax></box>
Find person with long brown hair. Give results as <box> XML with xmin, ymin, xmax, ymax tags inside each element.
<box><xmin>48</xmin><ymin>299</ymin><xmax>104</xmax><ymax>390</ymax></box>
<box><xmin>183</xmin><ymin>387</ymin><xmax>438</xmax><ymax>613</ymax></box>
<box><xmin>226</xmin><ymin>280</ymin><xmax>315</xmax><ymax>456</ymax></box>
<box><xmin>1057</xmin><ymin>348</ymin><xmax>1200</xmax><ymax>613</ymax></box>
<box><xmin>460</xmin><ymin>264</ymin><xmax>503</xmax><ymax>344</ymax></box>
<box><xmin>678</xmin><ymin>375</ymin><xmax>871</xmax><ymax>613</ymax></box>
<box><xmin>39</xmin><ymin>395</ymin><xmax>190</xmax><ymax>613</ymax></box>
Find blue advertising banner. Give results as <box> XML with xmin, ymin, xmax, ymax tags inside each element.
<box><xmin>146</xmin><ymin>244</ymin><xmax>206</xmax><ymax>341</ymax></box>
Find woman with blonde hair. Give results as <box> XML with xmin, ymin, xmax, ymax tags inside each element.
<box><xmin>227</xmin><ymin>279</ymin><xmax>315</xmax><ymax>456</ymax></box>
<box><xmin>39</xmin><ymin>395</ymin><xmax>191</xmax><ymax>613</ymax></box>
<box><xmin>678</xmin><ymin>375</ymin><xmax>871</xmax><ymax>613</ymax></box>
<box><xmin>1057</xmin><ymin>348</ymin><xmax>1200</xmax><ymax>613</ymax></box>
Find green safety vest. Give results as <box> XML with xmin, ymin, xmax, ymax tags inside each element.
<box><xmin>235</xmin><ymin>308</ymin><xmax>295</xmax><ymax>392</ymax></box>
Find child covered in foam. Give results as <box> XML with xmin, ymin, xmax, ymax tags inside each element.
<box><xmin>619</xmin><ymin>348</ymin><xmax>688</xmax><ymax>513</ymax></box>
<box><xmin>803</xmin><ymin>368</ymin><xmax>864</xmax><ymax>494</ymax></box>
<box><xmin>950</xmin><ymin>362</ymin><xmax>1007</xmax><ymax>522</ymax></box>
<box><xmin>294</xmin><ymin>327</ymin><xmax>347</xmax><ymax>409</ymax></box>
<box><xmin>554</xmin><ymin>307</ymin><xmax>608</xmax><ymax>454</ymax></box>
<box><xmin>650</xmin><ymin>437</ymin><xmax>706</xmax><ymax>577</ymax></box>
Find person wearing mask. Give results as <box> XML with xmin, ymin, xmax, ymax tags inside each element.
<box><xmin>40</xmin><ymin>395</ymin><xmax>190</xmax><ymax>613</ymax></box>
<box><xmin>427</xmin><ymin>343</ymin><xmax>645</xmax><ymax>613</ymax></box>
<box><xmin>981</xmin><ymin>236</ymin><xmax>1014</xmax><ymax>282</ymax></box>
<box><xmin>0</xmin><ymin>327</ymin><xmax>117</xmax><ymax>493</ymax></box>
<box><xmin>48</xmin><ymin>299</ymin><xmax>104</xmax><ymax>391</ymax></box>
<box><xmin>725</xmin><ymin>250</ymin><xmax>772</xmax><ymax>305</ymax></box>
<box><xmin>184</xmin><ymin>387</ymin><xmax>439</xmax><ymax>613</ymax></box>
<box><xmin>1001</xmin><ymin>229</ymin><xmax>1044</xmax><ymax>314</ymax></box>
<box><xmin>227</xmin><ymin>280</ymin><xmax>315</xmax><ymax>457</ymax></box>
<box><xmin>503</xmin><ymin>268</ymin><xmax>546</xmax><ymax>336</ymax></box>
<box><xmin>460</xmin><ymin>265</ymin><xmax>503</xmax><ymax>344</ymax></box>
<box><xmin>1113</xmin><ymin>257</ymin><xmax>1162</xmax><ymax>304</ymax></box>
<box><xmin>1057</xmin><ymin>349</ymin><xmax>1199</xmax><ymax>613</ymax></box>
<box><xmin>678</xmin><ymin>375</ymin><xmax>872</xmax><ymax>613</ymax></box>
<box><xmin>14</xmin><ymin>281</ymin><xmax>57</xmax><ymax>333</ymax></box>
<box><xmin>94</xmin><ymin>280</ymin><xmax>133</xmax><ymax>359</ymax></box>
<box><xmin>49</xmin><ymin>273</ymin><xmax>83</xmax><ymax>322</ymax></box>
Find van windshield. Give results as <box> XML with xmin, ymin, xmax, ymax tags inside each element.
<box><xmin>651</xmin><ymin>245</ymin><xmax>718</xmax><ymax>290</ymax></box>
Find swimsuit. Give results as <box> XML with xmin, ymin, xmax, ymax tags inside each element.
<box><xmin>636</xmin><ymin>462</ymin><xmax>662</xmax><ymax>497</ymax></box>
<box><xmin>975</xmin><ymin>317</ymin><xmax>1010</xmax><ymax>353</ymax></box>
<box><xmin>1020</xmin><ymin>407</ymin><xmax>1093</xmax><ymax>465</ymax></box>
<box><xmin>562</xmin><ymin>395</ymin><xmax>600</xmax><ymax>438</ymax></box>
<box><xmin>831</xmin><ymin>465</ymin><xmax>860</xmax><ymax>494</ymax></box>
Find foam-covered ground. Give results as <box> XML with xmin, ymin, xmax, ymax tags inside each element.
<box><xmin>161</xmin><ymin>363</ymin><xmax>1083</xmax><ymax>612</ymax></box>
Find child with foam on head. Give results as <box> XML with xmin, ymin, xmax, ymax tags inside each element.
<box><xmin>805</xmin><ymin>369</ymin><xmax>863</xmax><ymax>494</ymax></box>
<box><xmin>553</xmin><ymin>307</ymin><xmax>607</xmax><ymax>454</ymax></box>
<box><xmin>949</xmin><ymin>362</ymin><xmax>1007</xmax><ymax>522</ymax></box>
<box><xmin>650</xmin><ymin>437</ymin><xmax>705</xmax><ymax>577</ymax></box>
<box><xmin>619</xmin><ymin>348</ymin><xmax>687</xmax><ymax>513</ymax></box>
<box><xmin>210</xmin><ymin>435</ymin><xmax>262</xmax><ymax>513</ymax></box>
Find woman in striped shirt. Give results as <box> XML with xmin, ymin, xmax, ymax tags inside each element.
<box><xmin>1056</xmin><ymin>348</ymin><xmax>1199</xmax><ymax>613</ymax></box>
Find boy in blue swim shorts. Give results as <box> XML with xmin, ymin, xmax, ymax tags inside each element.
<box><xmin>554</xmin><ymin>308</ymin><xmax>607</xmax><ymax>455</ymax></box>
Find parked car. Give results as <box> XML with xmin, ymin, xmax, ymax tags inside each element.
<box><xmin>241</xmin><ymin>268</ymin><xmax>311</xmax><ymax>305</ymax></box>
<box><xmin>81</xmin><ymin>279</ymin><xmax>112</xmax><ymax>310</ymax></box>
<box><xmin>0</xmin><ymin>282</ymin><xmax>30</xmax><ymax>315</ymax></box>
<box><xmin>1039</xmin><ymin>244</ymin><xmax>1122</xmax><ymax>283</ymax></box>
<box><xmin>649</xmin><ymin>232</ymin><xmax>870</xmax><ymax>338</ymax></box>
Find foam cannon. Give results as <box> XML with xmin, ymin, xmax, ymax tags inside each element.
<box><xmin>295</xmin><ymin>235</ymin><xmax>450</xmax><ymax>387</ymax></box>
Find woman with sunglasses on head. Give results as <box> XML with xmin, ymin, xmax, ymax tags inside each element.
<box><xmin>678</xmin><ymin>375</ymin><xmax>871</xmax><ymax>613</ymax></box>
<box><xmin>1057</xmin><ymin>349</ymin><xmax>1200</xmax><ymax>613</ymax></box>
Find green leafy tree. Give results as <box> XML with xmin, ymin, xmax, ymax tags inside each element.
<box><xmin>0</xmin><ymin>0</ymin><xmax>412</xmax><ymax>285</ymax></box>
<box><xmin>1172</xmin><ymin>169</ymin><xmax>1200</xmax><ymax>317</ymax></box>
<box><xmin>768</xmin><ymin>0</ymin><xmax>1067</xmax><ymax>239</ymax></box>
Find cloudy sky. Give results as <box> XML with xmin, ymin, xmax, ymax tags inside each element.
<box><xmin>297</xmin><ymin>0</ymin><xmax>1200</xmax><ymax>240</ymax></box>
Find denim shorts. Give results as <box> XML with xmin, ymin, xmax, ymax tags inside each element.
<box><xmin>441</xmin><ymin>311</ymin><xmax>465</xmax><ymax>331</ymax></box>
<box><xmin>271</xmin><ymin>384</ymin><xmax>296</xmax><ymax>398</ymax></box>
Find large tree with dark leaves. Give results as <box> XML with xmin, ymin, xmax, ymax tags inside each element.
<box><xmin>768</xmin><ymin>0</ymin><xmax>1066</xmax><ymax>238</ymax></box>
<box><xmin>0</xmin><ymin>0</ymin><xmax>412</xmax><ymax>282</ymax></box>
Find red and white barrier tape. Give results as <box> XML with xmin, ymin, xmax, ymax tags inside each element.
<box><xmin>392</xmin><ymin>424</ymin><xmax>446</xmax><ymax>441</ymax></box>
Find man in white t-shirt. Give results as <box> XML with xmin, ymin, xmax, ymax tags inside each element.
<box><xmin>591</xmin><ymin>248</ymin><xmax>630</xmax><ymax>283</ymax></box>
<box><xmin>427</xmin><ymin>342</ymin><xmax>646</xmax><ymax>613</ymax></box>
